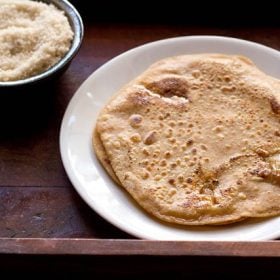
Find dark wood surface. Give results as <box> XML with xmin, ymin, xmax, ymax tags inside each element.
<box><xmin>1</xmin><ymin>22</ymin><xmax>280</xmax><ymax>274</ymax></box>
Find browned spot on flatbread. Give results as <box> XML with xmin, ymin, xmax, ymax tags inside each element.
<box><xmin>128</xmin><ymin>90</ymin><xmax>150</xmax><ymax>106</ymax></box>
<box><xmin>145</xmin><ymin>77</ymin><xmax>189</xmax><ymax>98</ymax></box>
<box><xmin>270</xmin><ymin>96</ymin><xmax>280</xmax><ymax>114</ymax></box>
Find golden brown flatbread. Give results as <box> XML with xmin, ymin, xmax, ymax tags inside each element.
<box><xmin>94</xmin><ymin>54</ymin><xmax>280</xmax><ymax>225</ymax></box>
<box><xmin>93</xmin><ymin>129</ymin><xmax>121</xmax><ymax>184</ymax></box>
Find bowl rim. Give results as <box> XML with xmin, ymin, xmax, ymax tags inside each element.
<box><xmin>0</xmin><ymin>0</ymin><xmax>84</xmax><ymax>87</ymax></box>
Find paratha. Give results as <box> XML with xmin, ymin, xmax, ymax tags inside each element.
<box><xmin>94</xmin><ymin>54</ymin><xmax>280</xmax><ymax>225</ymax></box>
<box><xmin>93</xmin><ymin>129</ymin><xmax>121</xmax><ymax>184</ymax></box>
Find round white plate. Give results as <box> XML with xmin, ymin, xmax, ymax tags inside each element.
<box><xmin>60</xmin><ymin>36</ymin><xmax>280</xmax><ymax>241</ymax></box>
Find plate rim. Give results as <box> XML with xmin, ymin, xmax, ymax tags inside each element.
<box><xmin>60</xmin><ymin>35</ymin><xmax>280</xmax><ymax>241</ymax></box>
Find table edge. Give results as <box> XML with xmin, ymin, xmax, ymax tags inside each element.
<box><xmin>0</xmin><ymin>238</ymin><xmax>279</xmax><ymax>257</ymax></box>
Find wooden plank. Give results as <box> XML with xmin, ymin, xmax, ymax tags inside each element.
<box><xmin>0</xmin><ymin>187</ymin><xmax>132</xmax><ymax>239</ymax></box>
<box><xmin>0</xmin><ymin>238</ymin><xmax>279</xmax><ymax>256</ymax></box>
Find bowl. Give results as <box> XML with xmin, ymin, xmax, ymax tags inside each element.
<box><xmin>0</xmin><ymin>0</ymin><xmax>84</xmax><ymax>91</ymax></box>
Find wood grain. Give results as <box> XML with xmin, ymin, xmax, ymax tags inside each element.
<box><xmin>1</xmin><ymin>238</ymin><xmax>280</xmax><ymax>256</ymax></box>
<box><xmin>0</xmin><ymin>187</ymin><xmax>132</xmax><ymax>239</ymax></box>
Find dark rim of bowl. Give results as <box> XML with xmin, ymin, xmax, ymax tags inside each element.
<box><xmin>0</xmin><ymin>0</ymin><xmax>84</xmax><ymax>87</ymax></box>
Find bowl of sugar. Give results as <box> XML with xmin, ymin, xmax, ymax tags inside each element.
<box><xmin>0</xmin><ymin>0</ymin><xmax>83</xmax><ymax>92</ymax></box>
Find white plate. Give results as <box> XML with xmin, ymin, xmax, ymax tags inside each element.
<box><xmin>60</xmin><ymin>36</ymin><xmax>280</xmax><ymax>241</ymax></box>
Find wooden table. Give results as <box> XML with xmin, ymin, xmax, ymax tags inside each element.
<box><xmin>1</xmin><ymin>22</ymin><xmax>280</xmax><ymax>276</ymax></box>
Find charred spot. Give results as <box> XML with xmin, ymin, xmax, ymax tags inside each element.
<box><xmin>249</xmin><ymin>164</ymin><xmax>271</xmax><ymax>178</ymax></box>
<box><xmin>168</xmin><ymin>178</ymin><xmax>175</xmax><ymax>185</ymax></box>
<box><xmin>145</xmin><ymin>77</ymin><xmax>189</xmax><ymax>98</ymax></box>
<box><xmin>187</xmin><ymin>139</ymin><xmax>194</xmax><ymax>146</ymax></box>
<box><xmin>255</xmin><ymin>148</ymin><xmax>269</xmax><ymax>157</ymax></box>
<box><xmin>128</xmin><ymin>90</ymin><xmax>150</xmax><ymax>106</ymax></box>
<box><xmin>143</xmin><ymin>131</ymin><xmax>158</xmax><ymax>145</ymax></box>
<box><xmin>270</xmin><ymin>96</ymin><xmax>280</xmax><ymax>114</ymax></box>
<box><xmin>236</xmin><ymin>179</ymin><xmax>243</xmax><ymax>185</ymax></box>
<box><xmin>186</xmin><ymin>177</ymin><xmax>193</xmax><ymax>183</ymax></box>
